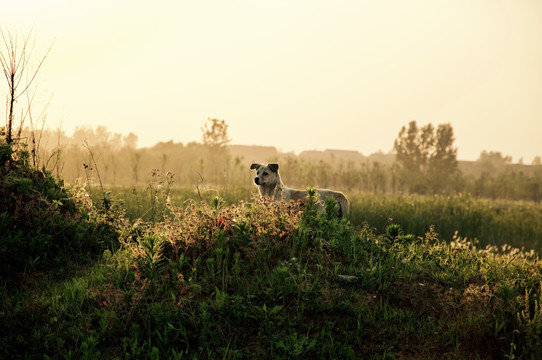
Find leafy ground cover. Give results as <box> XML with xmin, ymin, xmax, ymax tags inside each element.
<box><xmin>0</xmin><ymin>143</ymin><xmax>120</xmax><ymax>275</ymax></box>
<box><xmin>2</xmin><ymin>185</ymin><xmax>542</xmax><ymax>359</ymax></box>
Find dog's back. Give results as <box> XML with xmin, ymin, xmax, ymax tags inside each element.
<box><xmin>284</xmin><ymin>188</ymin><xmax>349</xmax><ymax>218</ymax></box>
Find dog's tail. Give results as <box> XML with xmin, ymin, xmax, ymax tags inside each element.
<box><xmin>331</xmin><ymin>192</ymin><xmax>349</xmax><ymax>218</ymax></box>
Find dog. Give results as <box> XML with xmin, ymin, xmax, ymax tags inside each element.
<box><xmin>250</xmin><ymin>163</ymin><xmax>349</xmax><ymax>218</ymax></box>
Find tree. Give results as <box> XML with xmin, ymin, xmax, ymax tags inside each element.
<box><xmin>200</xmin><ymin>118</ymin><xmax>231</xmax><ymax>186</ymax></box>
<box><xmin>393</xmin><ymin>120</ymin><xmax>458</xmax><ymax>193</ymax></box>
<box><xmin>202</xmin><ymin>118</ymin><xmax>231</xmax><ymax>149</ymax></box>
<box><xmin>394</xmin><ymin>121</ymin><xmax>430</xmax><ymax>192</ymax></box>
<box><xmin>394</xmin><ymin>121</ymin><xmax>425</xmax><ymax>176</ymax></box>
<box><xmin>428</xmin><ymin>123</ymin><xmax>459</xmax><ymax>192</ymax></box>
<box><xmin>393</xmin><ymin>121</ymin><xmax>436</xmax><ymax>190</ymax></box>
<box><xmin>1</xmin><ymin>29</ymin><xmax>51</xmax><ymax>146</ymax></box>
<box><xmin>478</xmin><ymin>151</ymin><xmax>512</xmax><ymax>174</ymax></box>
<box><xmin>123</xmin><ymin>132</ymin><xmax>138</xmax><ymax>149</ymax></box>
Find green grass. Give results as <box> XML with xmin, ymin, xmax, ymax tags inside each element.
<box><xmin>92</xmin><ymin>184</ymin><xmax>252</xmax><ymax>222</ymax></box>
<box><xmin>93</xmin><ymin>185</ymin><xmax>542</xmax><ymax>254</ymax></box>
<box><xmin>2</xmin><ymin>191</ymin><xmax>542</xmax><ymax>359</ymax></box>
<box><xmin>0</xmin><ymin>157</ymin><xmax>120</xmax><ymax>275</ymax></box>
<box><xmin>3</xmin><ymin>158</ymin><xmax>542</xmax><ymax>359</ymax></box>
<box><xmin>349</xmin><ymin>192</ymin><xmax>542</xmax><ymax>254</ymax></box>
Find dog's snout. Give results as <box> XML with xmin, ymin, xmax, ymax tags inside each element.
<box><xmin>254</xmin><ymin>177</ymin><xmax>261</xmax><ymax>185</ymax></box>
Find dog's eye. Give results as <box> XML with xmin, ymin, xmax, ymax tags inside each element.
<box><xmin>263</xmin><ymin>172</ymin><xmax>269</xmax><ymax>176</ymax></box>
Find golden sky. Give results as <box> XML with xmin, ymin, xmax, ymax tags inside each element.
<box><xmin>3</xmin><ymin>0</ymin><xmax>542</xmax><ymax>162</ymax></box>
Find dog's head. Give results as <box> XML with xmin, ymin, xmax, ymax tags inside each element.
<box><xmin>250</xmin><ymin>163</ymin><xmax>280</xmax><ymax>186</ymax></box>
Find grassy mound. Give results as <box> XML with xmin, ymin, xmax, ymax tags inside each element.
<box><xmin>2</xmin><ymin>190</ymin><xmax>542</xmax><ymax>359</ymax></box>
<box><xmin>0</xmin><ymin>141</ymin><xmax>120</xmax><ymax>274</ymax></box>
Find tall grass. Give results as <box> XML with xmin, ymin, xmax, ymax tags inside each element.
<box><xmin>350</xmin><ymin>192</ymin><xmax>542</xmax><ymax>253</ymax></box>
<box><xmin>93</xmin><ymin>183</ymin><xmax>542</xmax><ymax>254</ymax></box>
<box><xmin>93</xmin><ymin>184</ymin><xmax>253</xmax><ymax>221</ymax></box>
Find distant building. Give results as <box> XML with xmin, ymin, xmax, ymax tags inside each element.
<box><xmin>299</xmin><ymin>149</ymin><xmax>364</xmax><ymax>162</ymax></box>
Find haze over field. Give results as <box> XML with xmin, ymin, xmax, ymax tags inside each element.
<box><xmin>3</xmin><ymin>0</ymin><xmax>542</xmax><ymax>162</ymax></box>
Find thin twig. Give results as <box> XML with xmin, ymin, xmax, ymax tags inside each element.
<box><xmin>83</xmin><ymin>139</ymin><xmax>109</xmax><ymax>210</ymax></box>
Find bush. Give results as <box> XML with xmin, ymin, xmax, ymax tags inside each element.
<box><xmin>0</xmin><ymin>140</ymin><xmax>121</xmax><ymax>274</ymax></box>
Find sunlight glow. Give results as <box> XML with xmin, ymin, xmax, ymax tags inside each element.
<box><xmin>1</xmin><ymin>0</ymin><xmax>541</xmax><ymax>162</ymax></box>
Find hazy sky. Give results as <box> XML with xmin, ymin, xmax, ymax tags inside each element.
<box><xmin>3</xmin><ymin>0</ymin><xmax>542</xmax><ymax>162</ymax></box>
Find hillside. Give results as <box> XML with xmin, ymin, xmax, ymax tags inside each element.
<box><xmin>2</xmin><ymin>133</ymin><xmax>542</xmax><ymax>358</ymax></box>
<box><xmin>2</xmin><ymin>174</ymin><xmax>542</xmax><ymax>358</ymax></box>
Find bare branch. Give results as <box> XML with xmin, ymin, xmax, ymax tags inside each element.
<box><xmin>1</xmin><ymin>27</ymin><xmax>52</xmax><ymax>145</ymax></box>
<box><xmin>16</xmin><ymin>44</ymin><xmax>52</xmax><ymax>100</ymax></box>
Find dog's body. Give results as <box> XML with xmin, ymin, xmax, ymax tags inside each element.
<box><xmin>250</xmin><ymin>163</ymin><xmax>349</xmax><ymax>218</ymax></box>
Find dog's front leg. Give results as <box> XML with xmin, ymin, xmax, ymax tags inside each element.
<box><xmin>273</xmin><ymin>184</ymin><xmax>285</xmax><ymax>201</ymax></box>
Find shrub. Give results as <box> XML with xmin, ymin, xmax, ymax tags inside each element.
<box><xmin>0</xmin><ymin>139</ymin><xmax>121</xmax><ymax>274</ymax></box>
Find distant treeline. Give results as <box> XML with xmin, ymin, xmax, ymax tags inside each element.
<box><xmin>21</xmin><ymin>121</ymin><xmax>542</xmax><ymax>203</ymax></box>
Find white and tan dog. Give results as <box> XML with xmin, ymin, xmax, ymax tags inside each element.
<box><xmin>250</xmin><ymin>163</ymin><xmax>349</xmax><ymax>218</ymax></box>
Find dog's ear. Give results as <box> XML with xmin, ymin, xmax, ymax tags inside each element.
<box><xmin>250</xmin><ymin>163</ymin><xmax>262</xmax><ymax>170</ymax></box>
<box><xmin>268</xmin><ymin>163</ymin><xmax>279</xmax><ymax>173</ymax></box>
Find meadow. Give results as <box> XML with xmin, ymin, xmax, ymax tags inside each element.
<box><xmin>93</xmin><ymin>184</ymin><xmax>542</xmax><ymax>254</ymax></box>
<box><xmin>2</xmin><ymin>144</ymin><xmax>542</xmax><ymax>359</ymax></box>
<box><xmin>3</xmin><ymin>180</ymin><xmax>542</xmax><ymax>359</ymax></box>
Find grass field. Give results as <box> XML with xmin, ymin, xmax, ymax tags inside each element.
<box><xmin>349</xmin><ymin>193</ymin><xmax>542</xmax><ymax>254</ymax></box>
<box><xmin>92</xmin><ymin>185</ymin><xmax>542</xmax><ymax>254</ymax></box>
<box><xmin>4</xmin><ymin>167</ymin><xmax>542</xmax><ymax>358</ymax></box>
<box><xmin>4</xmin><ymin>189</ymin><xmax>542</xmax><ymax>359</ymax></box>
